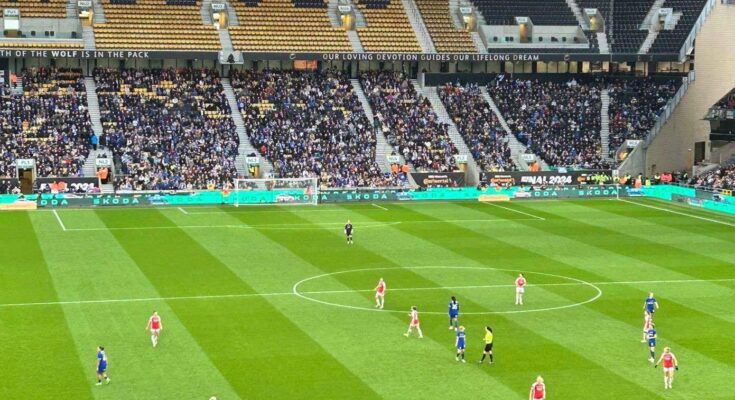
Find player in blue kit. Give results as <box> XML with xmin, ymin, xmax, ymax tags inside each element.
<box><xmin>647</xmin><ymin>324</ymin><xmax>657</xmax><ymax>363</ymax></box>
<box><xmin>644</xmin><ymin>292</ymin><xmax>659</xmax><ymax>314</ymax></box>
<box><xmin>448</xmin><ymin>296</ymin><xmax>459</xmax><ymax>331</ymax></box>
<box><xmin>95</xmin><ymin>346</ymin><xmax>110</xmax><ymax>386</ymax></box>
<box><xmin>455</xmin><ymin>326</ymin><xmax>466</xmax><ymax>363</ymax></box>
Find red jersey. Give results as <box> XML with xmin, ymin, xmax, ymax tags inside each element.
<box><xmin>662</xmin><ymin>353</ymin><xmax>674</xmax><ymax>368</ymax></box>
<box><xmin>532</xmin><ymin>383</ymin><xmax>545</xmax><ymax>399</ymax></box>
<box><xmin>150</xmin><ymin>316</ymin><xmax>161</xmax><ymax>330</ymax></box>
<box><xmin>376</xmin><ymin>281</ymin><xmax>385</xmax><ymax>294</ymax></box>
<box><xmin>516</xmin><ymin>277</ymin><xmax>526</xmax><ymax>288</ymax></box>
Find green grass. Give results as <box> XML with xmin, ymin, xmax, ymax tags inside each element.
<box><xmin>1</xmin><ymin>198</ymin><xmax>734</xmax><ymax>399</ymax></box>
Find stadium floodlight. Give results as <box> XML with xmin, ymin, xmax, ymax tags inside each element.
<box><xmin>232</xmin><ymin>178</ymin><xmax>319</xmax><ymax>207</ymax></box>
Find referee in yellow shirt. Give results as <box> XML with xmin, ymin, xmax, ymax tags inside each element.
<box><xmin>479</xmin><ymin>326</ymin><xmax>494</xmax><ymax>364</ymax></box>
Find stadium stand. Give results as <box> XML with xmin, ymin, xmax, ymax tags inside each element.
<box><xmin>439</xmin><ymin>82</ymin><xmax>516</xmax><ymax>172</ymax></box>
<box><xmin>230</xmin><ymin>69</ymin><xmax>398</xmax><ymax>187</ymax></box>
<box><xmin>649</xmin><ymin>0</ymin><xmax>710</xmax><ymax>53</ymax></box>
<box><xmin>355</xmin><ymin>0</ymin><xmax>422</xmax><ymax>52</ymax></box>
<box><xmin>413</xmin><ymin>0</ymin><xmax>476</xmax><ymax>52</ymax></box>
<box><xmin>95</xmin><ymin>68</ymin><xmax>239</xmax><ymax>190</ymax></box>
<box><xmin>607</xmin><ymin>78</ymin><xmax>679</xmax><ymax>154</ymax></box>
<box><xmin>0</xmin><ymin>68</ymin><xmax>92</xmax><ymax>178</ymax></box>
<box><xmin>360</xmin><ymin>71</ymin><xmax>459</xmax><ymax>172</ymax></box>
<box><xmin>93</xmin><ymin>0</ymin><xmax>221</xmax><ymax>50</ymax></box>
<box><xmin>487</xmin><ymin>76</ymin><xmax>608</xmax><ymax>169</ymax></box>
<box><xmin>689</xmin><ymin>165</ymin><xmax>735</xmax><ymax>190</ymax></box>
<box><xmin>608</xmin><ymin>0</ymin><xmax>653</xmax><ymax>53</ymax></box>
<box><xmin>472</xmin><ymin>0</ymin><xmax>578</xmax><ymax>26</ymax></box>
<box><xmin>0</xmin><ymin>0</ymin><xmax>67</xmax><ymax>18</ymax></box>
<box><xmin>229</xmin><ymin>0</ymin><xmax>351</xmax><ymax>52</ymax></box>
<box><xmin>0</xmin><ymin>41</ymin><xmax>83</xmax><ymax>49</ymax></box>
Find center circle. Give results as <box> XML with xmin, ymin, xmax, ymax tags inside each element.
<box><xmin>292</xmin><ymin>266</ymin><xmax>602</xmax><ymax>315</ymax></box>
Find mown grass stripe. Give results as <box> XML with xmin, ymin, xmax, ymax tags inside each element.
<box><xmin>0</xmin><ymin>212</ymin><xmax>93</xmax><ymax>399</ymax></box>
<box><xmin>455</xmin><ymin>201</ymin><xmax>735</xmax><ymax>369</ymax></box>
<box><xmin>95</xmin><ymin>208</ymin><xmax>379</xmax><ymax>400</ymax></box>
<box><xmin>29</xmin><ymin>211</ymin><xmax>241</xmax><ymax>400</ymax></box>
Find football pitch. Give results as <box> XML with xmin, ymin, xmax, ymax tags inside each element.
<box><xmin>1</xmin><ymin>198</ymin><xmax>734</xmax><ymax>400</ymax></box>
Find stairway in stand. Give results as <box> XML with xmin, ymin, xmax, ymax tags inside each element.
<box><xmin>600</xmin><ymin>89</ymin><xmax>613</xmax><ymax>162</ymax></box>
<box><xmin>221</xmin><ymin>78</ymin><xmax>274</xmax><ymax>177</ymax></box>
<box><xmin>412</xmin><ymin>80</ymin><xmax>480</xmax><ymax>185</ymax></box>
<box><xmin>479</xmin><ymin>86</ymin><xmax>549</xmax><ymax>171</ymax></box>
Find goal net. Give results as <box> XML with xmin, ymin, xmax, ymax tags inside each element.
<box><xmin>232</xmin><ymin>178</ymin><xmax>319</xmax><ymax>207</ymax></box>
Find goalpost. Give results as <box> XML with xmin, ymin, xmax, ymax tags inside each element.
<box><xmin>232</xmin><ymin>178</ymin><xmax>319</xmax><ymax>207</ymax></box>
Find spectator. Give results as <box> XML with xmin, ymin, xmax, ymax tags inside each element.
<box><xmin>0</xmin><ymin>67</ymin><xmax>92</xmax><ymax>178</ymax></box>
<box><xmin>689</xmin><ymin>165</ymin><xmax>735</xmax><ymax>190</ymax></box>
<box><xmin>360</xmin><ymin>71</ymin><xmax>459</xmax><ymax>173</ymax></box>
<box><xmin>231</xmin><ymin>69</ymin><xmax>400</xmax><ymax>188</ymax></box>
<box><xmin>96</xmin><ymin>68</ymin><xmax>240</xmax><ymax>191</ymax></box>
<box><xmin>439</xmin><ymin>82</ymin><xmax>516</xmax><ymax>172</ymax></box>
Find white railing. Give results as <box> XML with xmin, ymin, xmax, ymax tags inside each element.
<box><xmin>678</xmin><ymin>0</ymin><xmax>716</xmax><ymax>61</ymax></box>
<box><xmin>644</xmin><ymin>70</ymin><xmax>695</xmax><ymax>147</ymax></box>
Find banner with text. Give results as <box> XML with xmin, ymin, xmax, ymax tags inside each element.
<box><xmin>34</xmin><ymin>177</ymin><xmax>99</xmax><ymax>193</ymax></box>
<box><xmin>413</xmin><ymin>172</ymin><xmax>466</xmax><ymax>188</ymax></box>
<box><xmin>486</xmin><ymin>170</ymin><xmax>613</xmax><ymax>186</ymax></box>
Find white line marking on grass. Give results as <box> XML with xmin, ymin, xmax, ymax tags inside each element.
<box><xmin>52</xmin><ymin>210</ymin><xmax>67</xmax><ymax>231</ymax></box>
<box><xmin>371</xmin><ymin>203</ymin><xmax>388</xmax><ymax>211</ymax></box>
<box><xmin>3</xmin><ymin>276</ymin><xmax>734</xmax><ymax>308</ymax></box>
<box><xmin>293</xmin><ymin>266</ymin><xmax>600</xmax><ymax>315</ymax></box>
<box><xmin>63</xmin><ymin>221</ymin><xmax>403</xmax><ymax>232</ymax></box>
<box><xmin>57</xmin><ymin>218</ymin><xmax>540</xmax><ymax>232</ymax></box>
<box><xmin>177</xmin><ymin>207</ymin><xmax>189</xmax><ymax>215</ymax></box>
<box><xmin>618</xmin><ymin>198</ymin><xmax>735</xmax><ymax>228</ymax></box>
<box><xmin>483</xmin><ymin>202</ymin><xmax>546</xmax><ymax>220</ymax></box>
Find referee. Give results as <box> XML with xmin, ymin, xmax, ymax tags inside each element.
<box><xmin>344</xmin><ymin>220</ymin><xmax>354</xmax><ymax>245</ymax></box>
<box><xmin>478</xmin><ymin>326</ymin><xmax>494</xmax><ymax>364</ymax></box>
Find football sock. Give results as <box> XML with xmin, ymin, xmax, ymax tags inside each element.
<box><xmin>650</xmin><ymin>351</ymin><xmax>655</xmax><ymax>359</ymax></box>
<box><xmin>480</xmin><ymin>354</ymin><xmax>486</xmax><ymax>361</ymax></box>
<box><xmin>489</xmin><ymin>354</ymin><xmax>493</xmax><ymax>362</ymax></box>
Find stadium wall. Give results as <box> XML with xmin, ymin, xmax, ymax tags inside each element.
<box><xmin>646</xmin><ymin>1</ymin><xmax>735</xmax><ymax>174</ymax></box>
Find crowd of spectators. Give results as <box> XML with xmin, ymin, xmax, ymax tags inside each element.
<box><xmin>96</xmin><ymin>68</ymin><xmax>239</xmax><ymax>191</ymax></box>
<box><xmin>231</xmin><ymin>69</ymin><xmax>399</xmax><ymax>188</ymax></box>
<box><xmin>439</xmin><ymin>82</ymin><xmax>516</xmax><ymax>172</ymax></box>
<box><xmin>488</xmin><ymin>76</ymin><xmax>608</xmax><ymax>169</ymax></box>
<box><xmin>0</xmin><ymin>68</ymin><xmax>92</xmax><ymax>178</ymax></box>
<box><xmin>0</xmin><ymin>179</ymin><xmax>20</xmax><ymax>194</ymax></box>
<box><xmin>360</xmin><ymin>71</ymin><xmax>459</xmax><ymax>172</ymax></box>
<box><xmin>689</xmin><ymin>165</ymin><xmax>735</xmax><ymax>190</ymax></box>
<box><xmin>608</xmin><ymin>78</ymin><xmax>678</xmax><ymax>155</ymax></box>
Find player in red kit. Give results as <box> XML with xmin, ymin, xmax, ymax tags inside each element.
<box><xmin>529</xmin><ymin>376</ymin><xmax>545</xmax><ymax>400</ymax></box>
<box><xmin>642</xmin><ymin>311</ymin><xmax>653</xmax><ymax>342</ymax></box>
<box><xmin>145</xmin><ymin>311</ymin><xmax>163</xmax><ymax>347</ymax></box>
<box><xmin>375</xmin><ymin>278</ymin><xmax>386</xmax><ymax>309</ymax></box>
<box><xmin>655</xmin><ymin>347</ymin><xmax>679</xmax><ymax>389</ymax></box>
<box><xmin>403</xmin><ymin>306</ymin><xmax>423</xmax><ymax>338</ymax></box>
<box><xmin>515</xmin><ymin>273</ymin><xmax>526</xmax><ymax>305</ymax></box>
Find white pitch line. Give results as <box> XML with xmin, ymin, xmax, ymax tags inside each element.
<box><xmin>618</xmin><ymin>198</ymin><xmax>735</xmax><ymax>228</ymax></box>
<box><xmin>58</xmin><ymin>218</ymin><xmax>540</xmax><ymax>232</ymax></box>
<box><xmin>177</xmin><ymin>207</ymin><xmax>189</xmax><ymax>215</ymax></box>
<box><xmin>371</xmin><ymin>203</ymin><xmax>388</xmax><ymax>211</ymax></box>
<box><xmin>52</xmin><ymin>210</ymin><xmax>67</xmax><ymax>231</ymax></box>
<box><xmin>4</xmin><ymin>277</ymin><xmax>733</xmax><ymax>308</ymax></box>
<box><xmin>484</xmin><ymin>202</ymin><xmax>546</xmax><ymax>220</ymax></box>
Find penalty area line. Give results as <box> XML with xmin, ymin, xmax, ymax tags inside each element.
<box><xmin>52</xmin><ymin>210</ymin><xmax>67</xmax><ymax>231</ymax></box>
<box><xmin>3</xmin><ymin>277</ymin><xmax>734</xmax><ymax>308</ymax></box>
<box><xmin>483</xmin><ymin>202</ymin><xmax>546</xmax><ymax>220</ymax></box>
<box><xmin>618</xmin><ymin>198</ymin><xmax>735</xmax><ymax>228</ymax></box>
<box><xmin>371</xmin><ymin>203</ymin><xmax>388</xmax><ymax>211</ymax></box>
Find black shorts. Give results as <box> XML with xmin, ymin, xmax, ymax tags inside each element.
<box><xmin>484</xmin><ymin>343</ymin><xmax>493</xmax><ymax>352</ymax></box>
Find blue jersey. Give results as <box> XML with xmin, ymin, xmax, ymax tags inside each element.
<box><xmin>97</xmin><ymin>351</ymin><xmax>107</xmax><ymax>372</ymax></box>
<box><xmin>448</xmin><ymin>300</ymin><xmax>459</xmax><ymax>317</ymax></box>
<box><xmin>647</xmin><ymin>328</ymin><xmax>656</xmax><ymax>347</ymax></box>
<box><xmin>645</xmin><ymin>297</ymin><xmax>657</xmax><ymax>313</ymax></box>
<box><xmin>456</xmin><ymin>331</ymin><xmax>466</xmax><ymax>349</ymax></box>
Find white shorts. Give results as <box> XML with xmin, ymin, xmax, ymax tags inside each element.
<box><xmin>151</xmin><ymin>328</ymin><xmax>161</xmax><ymax>334</ymax></box>
<box><xmin>376</xmin><ymin>292</ymin><xmax>384</xmax><ymax>298</ymax></box>
<box><xmin>663</xmin><ymin>367</ymin><xmax>674</xmax><ymax>373</ymax></box>
<box><xmin>516</xmin><ymin>287</ymin><xmax>525</xmax><ymax>294</ymax></box>
<box><xmin>410</xmin><ymin>321</ymin><xmax>420</xmax><ymax>328</ymax></box>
